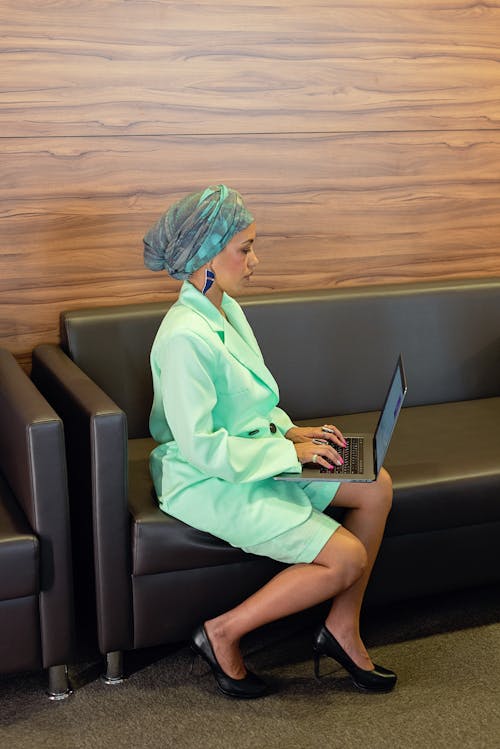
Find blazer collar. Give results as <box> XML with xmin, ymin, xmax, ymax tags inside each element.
<box><xmin>178</xmin><ymin>282</ymin><xmax>279</xmax><ymax>395</ymax></box>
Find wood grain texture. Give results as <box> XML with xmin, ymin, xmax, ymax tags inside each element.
<box><xmin>2</xmin><ymin>1</ymin><xmax>500</xmax><ymax>365</ymax></box>
<box><xmin>2</xmin><ymin>131</ymin><xmax>500</xmax><ymax>359</ymax></box>
<box><xmin>2</xmin><ymin>0</ymin><xmax>500</xmax><ymax>135</ymax></box>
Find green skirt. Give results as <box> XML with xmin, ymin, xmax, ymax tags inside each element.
<box><xmin>240</xmin><ymin>480</ymin><xmax>341</xmax><ymax>564</ymax></box>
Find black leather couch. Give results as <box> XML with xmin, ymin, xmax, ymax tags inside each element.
<box><xmin>31</xmin><ymin>278</ymin><xmax>500</xmax><ymax>681</ymax></box>
<box><xmin>0</xmin><ymin>348</ymin><xmax>74</xmax><ymax>698</ymax></box>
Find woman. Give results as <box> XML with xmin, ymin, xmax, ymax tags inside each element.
<box><xmin>144</xmin><ymin>185</ymin><xmax>396</xmax><ymax>699</ymax></box>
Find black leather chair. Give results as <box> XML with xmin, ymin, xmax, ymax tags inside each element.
<box><xmin>31</xmin><ymin>279</ymin><xmax>500</xmax><ymax>683</ymax></box>
<box><xmin>0</xmin><ymin>348</ymin><xmax>75</xmax><ymax>699</ymax></box>
<box><xmin>31</xmin><ymin>330</ymin><xmax>284</xmax><ymax>684</ymax></box>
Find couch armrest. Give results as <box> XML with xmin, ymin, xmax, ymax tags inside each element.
<box><xmin>0</xmin><ymin>348</ymin><xmax>74</xmax><ymax>668</ymax></box>
<box><xmin>32</xmin><ymin>344</ymin><xmax>133</xmax><ymax>654</ymax></box>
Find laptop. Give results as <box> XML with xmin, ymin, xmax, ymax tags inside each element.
<box><xmin>274</xmin><ymin>354</ymin><xmax>407</xmax><ymax>483</ymax></box>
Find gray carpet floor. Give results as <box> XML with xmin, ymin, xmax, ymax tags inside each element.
<box><xmin>2</xmin><ymin>585</ymin><xmax>500</xmax><ymax>749</ymax></box>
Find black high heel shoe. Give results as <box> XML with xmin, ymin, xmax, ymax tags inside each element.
<box><xmin>313</xmin><ymin>625</ymin><xmax>397</xmax><ymax>692</ymax></box>
<box><xmin>191</xmin><ymin>624</ymin><xmax>268</xmax><ymax>699</ymax></box>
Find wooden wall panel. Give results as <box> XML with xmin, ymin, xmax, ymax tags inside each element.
<box><xmin>1</xmin><ymin>1</ymin><xmax>500</xmax><ymax>365</ymax></box>
<box><xmin>2</xmin><ymin>1</ymin><xmax>500</xmax><ymax>135</ymax></box>
<box><xmin>2</xmin><ymin>131</ymin><xmax>500</xmax><ymax>362</ymax></box>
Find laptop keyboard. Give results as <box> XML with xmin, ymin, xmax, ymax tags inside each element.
<box><xmin>320</xmin><ymin>437</ymin><xmax>364</xmax><ymax>474</ymax></box>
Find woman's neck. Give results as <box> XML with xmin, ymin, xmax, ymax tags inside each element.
<box><xmin>205</xmin><ymin>286</ymin><xmax>224</xmax><ymax>312</ymax></box>
<box><xmin>188</xmin><ymin>278</ymin><xmax>225</xmax><ymax>315</ymax></box>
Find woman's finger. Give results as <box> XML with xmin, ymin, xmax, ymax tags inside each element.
<box><xmin>321</xmin><ymin>424</ymin><xmax>347</xmax><ymax>447</ymax></box>
<box><xmin>314</xmin><ymin>445</ymin><xmax>344</xmax><ymax>468</ymax></box>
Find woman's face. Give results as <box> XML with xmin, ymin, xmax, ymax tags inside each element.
<box><xmin>210</xmin><ymin>222</ymin><xmax>259</xmax><ymax>296</ymax></box>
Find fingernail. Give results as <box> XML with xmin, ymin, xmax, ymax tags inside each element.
<box><xmin>337</xmin><ymin>457</ymin><xmax>344</xmax><ymax>465</ymax></box>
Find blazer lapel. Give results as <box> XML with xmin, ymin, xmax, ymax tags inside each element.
<box><xmin>221</xmin><ymin>295</ymin><xmax>280</xmax><ymax>396</ymax></box>
<box><xmin>178</xmin><ymin>282</ymin><xmax>279</xmax><ymax>396</ymax></box>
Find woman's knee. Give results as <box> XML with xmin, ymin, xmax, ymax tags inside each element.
<box><xmin>333</xmin><ymin>468</ymin><xmax>393</xmax><ymax>515</ymax></box>
<box><xmin>343</xmin><ymin>537</ymin><xmax>368</xmax><ymax>587</ymax></box>
<box><xmin>372</xmin><ymin>467</ymin><xmax>393</xmax><ymax>514</ymax></box>
<box><xmin>317</xmin><ymin>529</ymin><xmax>368</xmax><ymax>588</ymax></box>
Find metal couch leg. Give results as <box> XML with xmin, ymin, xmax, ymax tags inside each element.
<box><xmin>47</xmin><ymin>665</ymin><xmax>73</xmax><ymax>701</ymax></box>
<box><xmin>101</xmin><ymin>650</ymin><xmax>125</xmax><ymax>684</ymax></box>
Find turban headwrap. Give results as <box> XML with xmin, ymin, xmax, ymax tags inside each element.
<box><xmin>143</xmin><ymin>185</ymin><xmax>254</xmax><ymax>280</ymax></box>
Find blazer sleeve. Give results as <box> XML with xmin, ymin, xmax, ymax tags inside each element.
<box><xmin>157</xmin><ymin>331</ymin><xmax>301</xmax><ymax>483</ymax></box>
<box><xmin>270</xmin><ymin>406</ymin><xmax>296</xmax><ymax>436</ymax></box>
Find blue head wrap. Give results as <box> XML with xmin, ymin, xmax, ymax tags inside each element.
<box><xmin>143</xmin><ymin>185</ymin><xmax>254</xmax><ymax>280</ymax></box>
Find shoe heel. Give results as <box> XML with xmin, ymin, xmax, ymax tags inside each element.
<box><xmin>189</xmin><ymin>648</ymin><xmax>206</xmax><ymax>677</ymax></box>
<box><xmin>313</xmin><ymin>650</ymin><xmax>322</xmax><ymax>680</ymax></box>
<box><xmin>190</xmin><ymin>624</ymin><xmax>268</xmax><ymax>699</ymax></box>
<box><xmin>313</xmin><ymin>624</ymin><xmax>397</xmax><ymax>693</ymax></box>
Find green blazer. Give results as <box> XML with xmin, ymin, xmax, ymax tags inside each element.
<box><xmin>149</xmin><ymin>281</ymin><xmax>323</xmax><ymax>548</ymax></box>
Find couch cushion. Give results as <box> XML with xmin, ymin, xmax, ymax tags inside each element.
<box><xmin>307</xmin><ymin>396</ymin><xmax>500</xmax><ymax>536</ymax></box>
<box><xmin>129</xmin><ymin>397</ymin><xmax>500</xmax><ymax>576</ymax></box>
<box><xmin>129</xmin><ymin>439</ymin><xmax>252</xmax><ymax>576</ymax></box>
<box><xmin>0</xmin><ymin>476</ymin><xmax>38</xmax><ymax>600</ymax></box>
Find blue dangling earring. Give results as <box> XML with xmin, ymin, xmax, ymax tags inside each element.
<box><xmin>202</xmin><ymin>268</ymin><xmax>215</xmax><ymax>295</ymax></box>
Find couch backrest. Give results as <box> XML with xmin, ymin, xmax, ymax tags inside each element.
<box><xmin>62</xmin><ymin>302</ymin><xmax>168</xmax><ymax>439</ymax></box>
<box><xmin>62</xmin><ymin>278</ymin><xmax>500</xmax><ymax>438</ymax></box>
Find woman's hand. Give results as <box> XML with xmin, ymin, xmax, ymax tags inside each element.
<box><xmin>293</xmin><ymin>440</ymin><xmax>343</xmax><ymax>469</ymax></box>
<box><xmin>285</xmin><ymin>424</ymin><xmax>347</xmax><ymax>448</ymax></box>
<box><xmin>285</xmin><ymin>424</ymin><xmax>347</xmax><ymax>469</ymax></box>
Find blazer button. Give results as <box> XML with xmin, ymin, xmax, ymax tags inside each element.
<box><xmin>269</xmin><ymin>422</ymin><xmax>277</xmax><ymax>434</ymax></box>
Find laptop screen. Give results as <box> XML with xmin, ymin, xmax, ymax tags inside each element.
<box><xmin>374</xmin><ymin>356</ymin><xmax>407</xmax><ymax>471</ymax></box>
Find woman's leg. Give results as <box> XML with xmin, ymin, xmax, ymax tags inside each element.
<box><xmin>323</xmin><ymin>467</ymin><xmax>393</xmax><ymax>669</ymax></box>
<box><xmin>204</xmin><ymin>526</ymin><xmax>368</xmax><ymax>679</ymax></box>
<box><xmin>203</xmin><ymin>469</ymin><xmax>392</xmax><ymax>679</ymax></box>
